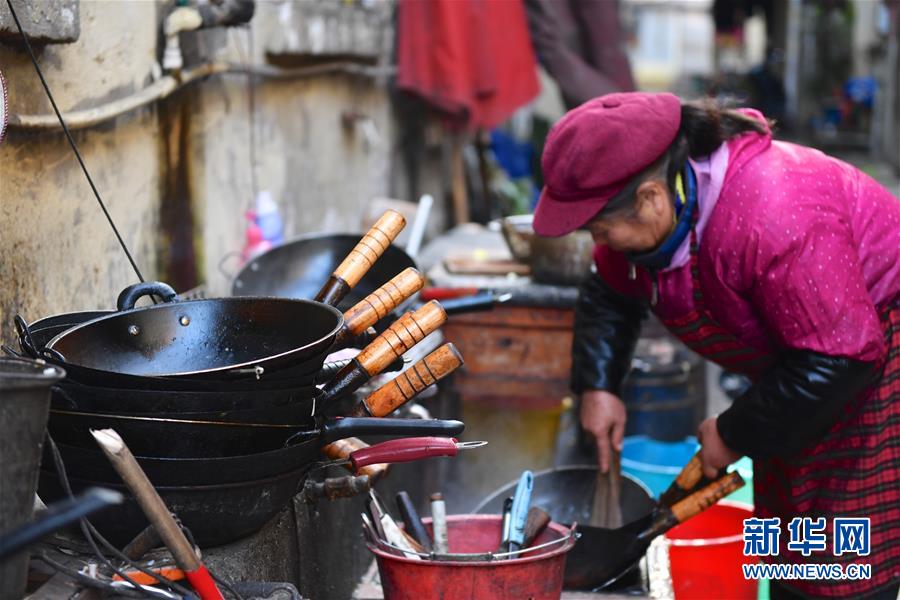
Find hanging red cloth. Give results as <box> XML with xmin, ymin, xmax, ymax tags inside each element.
<box><xmin>396</xmin><ymin>0</ymin><xmax>540</xmax><ymax>130</ymax></box>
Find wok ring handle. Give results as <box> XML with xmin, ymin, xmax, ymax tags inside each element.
<box><xmin>116</xmin><ymin>282</ymin><xmax>179</xmax><ymax>311</ymax></box>
<box><xmin>14</xmin><ymin>314</ymin><xmax>39</xmax><ymax>358</ymax></box>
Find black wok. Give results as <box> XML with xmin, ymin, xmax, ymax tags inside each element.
<box><xmin>44</xmin><ymin>212</ymin><xmax>411</xmax><ymax>381</ymax></box>
<box><xmin>38</xmin><ymin>468</ymin><xmax>309</xmax><ymax>547</ymax></box>
<box><xmin>16</xmin><ymin>311</ymin><xmax>114</xmax><ymax>359</ymax></box>
<box><xmin>230</xmin><ymin>234</ymin><xmax>506</xmax><ymax>320</ymax></box>
<box><xmin>49</xmin><ymin>379</ymin><xmax>320</xmax><ymax>414</ymax></box>
<box><xmin>475</xmin><ymin>466</ymin><xmax>656</xmax><ymax>591</ymax></box>
<box><xmin>232</xmin><ymin>234</ymin><xmax>417</xmax><ymax>312</ymax></box>
<box><xmin>45</xmin><ymin>282</ymin><xmax>343</xmax><ymax>380</ymax></box>
<box><xmin>51</xmin><ymin>388</ymin><xmax>318</xmax><ymax>423</ymax></box>
<box><xmin>46</xmin><ymin>426</ymin><xmax>388</xmax><ymax>486</ymax></box>
<box><xmin>47</xmin><ymin>411</ymin><xmax>465</xmax><ymax>458</ymax></box>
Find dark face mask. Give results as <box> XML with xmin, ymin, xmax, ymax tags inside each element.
<box><xmin>625</xmin><ymin>163</ymin><xmax>697</xmax><ymax>271</ymax></box>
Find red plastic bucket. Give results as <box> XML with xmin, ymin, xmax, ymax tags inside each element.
<box><xmin>368</xmin><ymin>514</ymin><xmax>576</xmax><ymax>600</ymax></box>
<box><xmin>665</xmin><ymin>501</ymin><xmax>758</xmax><ymax>599</ymax></box>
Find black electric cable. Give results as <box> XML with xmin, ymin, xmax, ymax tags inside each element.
<box><xmin>35</xmin><ymin>553</ymin><xmax>130</xmax><ymax>595</ymax></box>
<box><xmin>4</xmin><ymin>0</ymin><xmax>145</xmax><ymax>283</ymax></box>
<box><xmin>46</xmin><ymin>435</ymin><xmax>195</xmax><ymax>599</ymax></box>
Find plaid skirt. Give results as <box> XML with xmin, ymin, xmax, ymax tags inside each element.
<box><xmin>754</xmin><ymin>305</ymin><xmax>900</xmax><ymax>597</ymax></box>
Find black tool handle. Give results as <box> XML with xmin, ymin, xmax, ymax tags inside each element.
<box><xmin>439</xmin><ymin>292</ymin><xmax>500</xmax><ymax>315</ymax></box>
<box><xmin>0</xmin><ymin>488</ymin><xmax>122</xmax><ymax>560</ymax></box>
<box><xmin>320</xmin><ymin>417</ymin><xmax>465</xmax><ymax>444</ymax></box>
<box><xmin>396</xmin><ymin>491</ymin><xmax>433</xmax><ymax>552</ymax></box>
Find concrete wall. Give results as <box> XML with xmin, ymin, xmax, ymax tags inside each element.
<box><xmin>0</xmin><ymin>0</ymin><xmax>399</xmax><ymax>343</ymax></box>
<box><xmin>0</xmin><ymin>1</ymin><xmax>163</xmax><ymax>342</ymax></box>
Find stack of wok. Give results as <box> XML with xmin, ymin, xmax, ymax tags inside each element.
<box><xmin>18</xmin><ymin>211</ymin><xmax>467</xmax><ymax>545</ymax></box>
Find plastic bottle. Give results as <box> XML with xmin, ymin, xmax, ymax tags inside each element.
<box><xmin>255</xmin><ymin>190</ymin><xmax>284</xmax><ymax>245</ymax></box>
<box><xmin>241</xmin><ymin>210</ymin><xmax>272</xmax><ymax>262</ymax></box>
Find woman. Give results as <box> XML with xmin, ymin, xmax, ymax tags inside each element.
<box><xmin>534</xmin><ymin>92</ymin><xmax>898</xmax><ymax>599</ymax></box>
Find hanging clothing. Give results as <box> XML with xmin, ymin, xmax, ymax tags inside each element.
<box><xmin>396</xmin><ymin>0</ymin><xmax>540</xmax><ymax>130</ymax></box>
<box><xmin>523</xmin><ymin>0</ymin><xmax>634</xmax><ymax>109</ymax></box>
<box><xmin>579</xmin><ymin>112</ymin><xmax>900</xmax><ymax>596</ymax></box>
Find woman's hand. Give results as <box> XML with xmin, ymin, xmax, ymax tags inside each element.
<box><xmin>697</xmin><ymin>416</ymin><xmax>742</xmax><ymax>479</ymax></box>
<box><xmin>580</xmin><ymin>390</ymin><xmax>626</xmax><ymax>473</ymax></box>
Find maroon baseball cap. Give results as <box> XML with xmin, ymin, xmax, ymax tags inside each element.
<box><xmin>533</xmin><ymin>92</ymin><xmax>682</xmax><ymax>237</ymax></box>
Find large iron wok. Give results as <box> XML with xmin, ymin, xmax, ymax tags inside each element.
<box><xmin>49</xmin><ymin>379</ymin><xmax>321</xmax><ymax>414</ymax></box>
<box><xmin>43</xmin><ymin>211</ymin><xmax>408</xmax><ymax>381</ymax></box>
<box><xmin>38</xmin><ymin>468</ymin><xmax>311</xmax><ymax>547</ymax></box>
<box><xmin>231</xmin><ymin>233</ymin><xmax>417</xmax><ymax>312</ymax></box>
<box><xmin>230</xmin><ymin>232</ymin><xmax>505</xmax><ymax>319</ymax></box>
<box><xmin>44</xmin><ymin>283</ymin><xmax>343</xmax><ymax>380</ymax></box>
<box><xmin>47</xmin><ymin>410</ymin><xmax>465</xmax><ymax>458</ymax></box>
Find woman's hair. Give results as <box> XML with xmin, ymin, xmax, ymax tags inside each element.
<box><xmin>598</xmin><ymin>98</ymin><xmax>771</xmax><ymax>218</ymax></box>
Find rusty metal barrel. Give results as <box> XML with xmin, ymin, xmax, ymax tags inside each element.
<box><xmin>0</xmin><ymin>358</ymin><xmax>65</xmax><ymax>600</ymax></box>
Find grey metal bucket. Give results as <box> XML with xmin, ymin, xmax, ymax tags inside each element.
<box><xmin>0</xmin><ymin>358</ymin><xmax>65</xmax><ymax>600</ymax></box>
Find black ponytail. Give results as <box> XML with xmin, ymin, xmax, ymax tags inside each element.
<box><xmin>599</xmin><ymin>97</ymin><xmax>771</xmax><ymax>218</ymax></box>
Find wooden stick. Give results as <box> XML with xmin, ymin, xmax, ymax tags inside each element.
<box><xmin>450</xmin><ymin>134</ymin><xmax>469</xmax><ymax>225</ymax></box>
<box><xmin>91</xmin><ymin>429</ymin><xmax>223</xmax><ymax>600</ymax></box>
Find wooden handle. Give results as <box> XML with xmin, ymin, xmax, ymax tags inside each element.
<box><xmin>658</xmin><ymin>452</ymin><xmax>728</xmax><ymax>508</ymax></box>
<box><xmin>315</xmin><ymin>210</ymin><xmax>406</xmax><ymax>305</ymax></box>
<box><xmin>658</xmin><ymin>452</ymin><xmax>703</xmax><ymax>507</ymax></box>
<box><xmin>341</xmin><ymin>268</ymin><xmax>425</xmax><ymax>337</ymax></box>
<box><xmin>355</xmin><ymin>301</ymin><xmax>447</xmax><ymax>376</ymax></box>
<box><xmin>320</xmin><ymin>436</ymin><xmax>388</xmax><ymax>481</ymax></box>
<box><xmin>91</xmin><ymin>430</ymin><xmax>201</xmax><ymax>571</ymax></box>
<box><xmin>92</xmin><ymin>429</ymin><xmax>225</xmax><ymax>599</ymax></box>
<box><xmin>355</xmin><ymin>343</ymin><xmax>463</xmax><ymax>417</ymax></box>
<box><xmin>522</xmin><ymin>507</ymin><xmax>551</xmax><ymax>548</ymax></box>
<box><xmin>670</xmin><ymin>471</ymin><xmax>745</xmax><ymax>524</ymax></box>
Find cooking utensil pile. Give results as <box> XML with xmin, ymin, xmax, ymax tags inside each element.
<box><xmin>362</xmin><ymin>474</ymin><xmax>556</xmax><ymax>562</ymax></box>
<box><xmin>15</xmin><ymin>211</ymin><xmax>475</xmax><ymax>546</ymax></box>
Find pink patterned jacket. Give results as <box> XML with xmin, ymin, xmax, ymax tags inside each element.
<box><xmin>596</xmin><ymin>114</ymin><xmax>900</xmax><ymax>364</ymax></box>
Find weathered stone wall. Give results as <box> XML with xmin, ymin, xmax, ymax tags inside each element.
<box><xmin>0</xmin><ymin>0</ymin><xmax>402</xmax><ymax>343</ymax></box>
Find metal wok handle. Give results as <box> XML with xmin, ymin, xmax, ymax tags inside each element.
<box><xmin>14</xmin><ymin>314</ymin><xmax>39</xmax><ymax>358</ymax></box>
<box><xmin>319</xmin><ymin>417</ymin><xmax>465</xmax><ymax>444</ymax></box>
<box><xmin>439</xmin><ymin>292</ymin><xmax>509</xmax><ymax>315</ymax></box>
<box><xmin>116</xmin><ymin>281</ymin><xmax>179</xmax><ymax>311</ymax></box>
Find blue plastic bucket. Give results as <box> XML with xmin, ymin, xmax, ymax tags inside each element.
<box><xmin>622</xmin><ymin>344</ymin><xmax>702</xmax><ymax>441</ymax></box>
<box><xmin>621</xmin><ymin>436</ymin><xmax>754</xmax><ymax>505</ymax></box>
<box><xmin>621</xmin><ymin>436</ymin><xmax>699</xmax><ymax>498</ymax></box>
